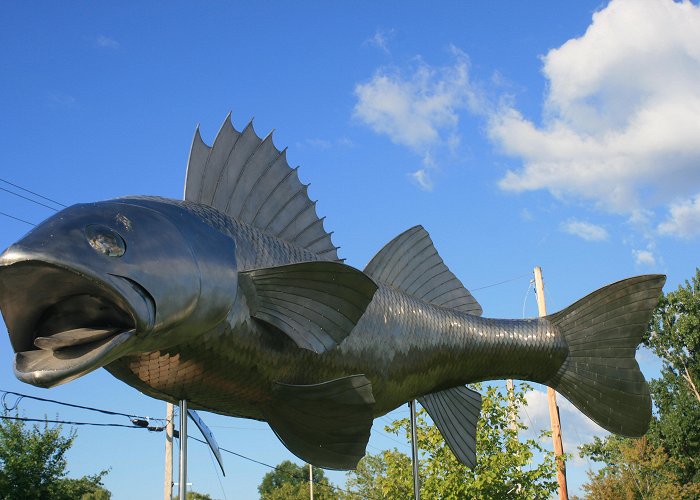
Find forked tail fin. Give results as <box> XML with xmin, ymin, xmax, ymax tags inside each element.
<box><xmin>546</xmin><ymin>274</ymin><xmax>665</xmax><ymax>437</ymax></box>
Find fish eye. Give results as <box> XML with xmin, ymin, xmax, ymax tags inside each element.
<box><xmin>85</xmin><ymin>224</ymin><xmax>126</xmax><ymax>257</ymax></box>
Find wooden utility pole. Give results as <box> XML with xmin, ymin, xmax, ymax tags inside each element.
<box><xmin>534</xmin><ymin>266</ymin><xmax>568</xmax><ymax>500</ymax></box>
<box><xmin>164</xmin><ymin>402</ymin><xmax>174</xmax><ymax>500</ymax></box>
<box><xmin>506</xmin><ymin>379</ymin><xmax>518</xmax><ymax>433</ymax></box>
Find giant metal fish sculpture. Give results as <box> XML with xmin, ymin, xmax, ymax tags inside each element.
<box><xmin>0</xmin><ymin>116</ymin><xmax>664</xmax><ymax>469</ymax></box>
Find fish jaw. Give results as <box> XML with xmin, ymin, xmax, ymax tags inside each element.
<box><xmin>0</xmin><ymin>249</ymin><xmax>155</xmax><ymax>388</ymax></box>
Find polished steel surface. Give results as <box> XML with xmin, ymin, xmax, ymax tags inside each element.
<box><xmin>179</xmin><ymin>399</ymin><xmax>188</xmax><ymax>500</ymax></box>
<box><xmin>409</xmin><ymin>399</ymin><xmax>420</xmax><ymax>500</ymax></box>
<box><xmin>0</xmin><ymin>116</ymin><xmax>666</xmax><ymax>470</ymax></box>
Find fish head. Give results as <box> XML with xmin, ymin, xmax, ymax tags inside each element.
<box><xmin>0</xmin><ymin>198</ymin><xmax>236</xmax><ymax>388</ymax></box>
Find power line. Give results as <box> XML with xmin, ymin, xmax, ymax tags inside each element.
<box><xmin>3</xmin><ymin>390</ymin><xmax>370</xmax><ymax>498</ymax></box>
<box><xmin>0</xmin><ymin>414</ymin><xmax>163</xmax><ymax>431</ymax></box>
<box><xmin>0</xmin><ymin>389</ymin><xmax>165</xmax><ymax>425</ymax></box>
<box><xmin>0</xmin><ymin>210</ymin><xmax>36</xmax><ymax>226</ymax></box>
<box><xmin>470</xmin><ymin>272</ymin><xmax>533</xmax><ymax>292</ymax></box>
<box><xmin>188</xmin><ymin>435</ymin><xmax>368</xmax><ymax>500</ymax></box>
<box><xmin>0</xmin><ymin>186</ymin><xmax>61</xmax><ymax>211</ymax></box>
<box><xmin>0</xmin><ymin>178</ymin><xmax>67</xmax><ymax>208</ymax></box>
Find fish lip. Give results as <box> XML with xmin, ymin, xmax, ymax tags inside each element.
<box><xmin>14</xmin><ymin>330</ymin><xmax>135</xmax><ymax>388</ymax></box>
<box><xmin>0</xmin><ymin>254</ymin><xmax>156</xmax><ymax>387</ymax></box>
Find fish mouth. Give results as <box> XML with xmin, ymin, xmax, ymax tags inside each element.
<box><xmin>0</xmin><ymin>259</ymin><xmax>156</xmax><ymax>388</ymax></box>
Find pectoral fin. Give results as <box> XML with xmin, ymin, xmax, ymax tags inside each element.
<box><xmin>418</xmin><ymin>385</ymin><xmax>482</xmax><ymax>468</ymax></box>
<box><xmin>240</xmin><ymin>261</ymin><xmax>377</xmax><ymax>353</ymax></box>
<box><xmin>261</xmin><ymin>375</ymin><xmax>375</xmax><ymax>470</ymax></box>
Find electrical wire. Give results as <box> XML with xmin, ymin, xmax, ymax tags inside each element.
<box><xmin>0</xmin><ymin>415</ymin><xmax>162</xmax><ymax>430</ymax></box>
<box><xmin>0</xmin><ymin>178</ymin><xmax>67</xmax><ymax>208</ymax></box>
<box><xmin>0</xmin><ymin>389</ymin><xmax>166</xmax><ymax>426</ymax></box>
<box><xmin>0</xmin><ymin>186</ymin><xmax>60</xmax><ymax>211</ymax></box>
<box><xmin>470</xmin><ymin>272</ymin><xmax>533</xmax><ymax>292</ymax></box>
<box><xmin>522</xmin><ymin>279</ymin><xmax>535</xmax><ymax>318</ymax></box>
<box><xmin>0</xmin><ymin>210</ymin><xmax>36</xmax><ymax>226</ymax></box>
<box><xmin>204</xmin><ymin>442</ymin><xmax>228</xmax><ymax>500</ymax></box>
<box><xmin>1</xmin><ymin>392</ymin><xmax>367</xmax><ymax>498</ymax></box>
<box><xmin>373</xmin><ymin>428</ymin><xmax>411</xmax><ymax>449</ymax></box>
<box><xmin>188</xmin><ymin>435</ymin><xmax>369</xmax><ymax>499</ymax></box>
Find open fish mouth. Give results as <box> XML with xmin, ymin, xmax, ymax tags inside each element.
<box><xmin>0</xmin><ymin>260</ymin><xmax>155</xmax><ymax>387</ymax></box>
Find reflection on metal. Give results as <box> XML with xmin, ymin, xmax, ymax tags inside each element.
<box><xmin>188</xmin><ymin>408</ymin><xmax>225</xmax><ymax>476</ymax></box>
<box><xmin>179</xmin><ymin>400</ymin><xmax>188</xmax><ymax>500</ymax></box>
<box><xmin>409</xmin><ymin>400</ymin><xmax>420</xmax><ymax>500</ymax></box>
<box><xmin>0</xmin><ymin>115</ymin><xmax>665</xmax><ymax>471</ymax></box>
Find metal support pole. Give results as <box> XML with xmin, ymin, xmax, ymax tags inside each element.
<box><xmin>179</xmin><ymin>400</ymin><xmax>188</xmax><ymax>500</ymax></box>
<box><xmin>309</xmin><ymin>463</ymin><xmax>314</xmax><ymax>500</ymax></box>
<box><xmin>409</xmin><ymin>400</ymin><xmax>420</xmax><ymax>500</ymax></box>
<box><xmin>164</xmin><ymin>402</ymin><xmax>174</xmax><ymax>500</ymax></box>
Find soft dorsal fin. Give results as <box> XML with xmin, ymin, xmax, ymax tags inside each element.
<box><xmin>184</xmin><ymin>114</ymin><xmax>340</xmax><ymax>261</ymax></box>
<box><xmin>418</xmin><ymin>386</ymin><xmax>482</xmax><ymax>469</ymax></box>
<box><xmin>364</xmin><ymin>226</ymin><xmax>482</xmax><ymax>315</ymax></box>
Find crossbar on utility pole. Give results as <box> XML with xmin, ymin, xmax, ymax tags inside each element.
<box><xmin>164</xmin><ymin>402</ymin><xmax>174</xmax><ymax>500</ymax></box>
<box><xmin>534</xmin><ymin>266</ymin><xmax>568</xmax><ymax>500</ymax></box>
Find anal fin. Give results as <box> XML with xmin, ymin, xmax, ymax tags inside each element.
<box><xmin>418</xmin><ymin>385</ymin><xmax>482</xmax><ymax>469</ymax></box>
<box><xmin>261</xmin><ymin>375</ymin><xmax>375</xmax><ymax>470</ymax></box>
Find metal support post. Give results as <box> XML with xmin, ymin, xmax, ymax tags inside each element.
<box><xmin>409</xmin><ymin>399</ymin><xmax>420</xmax><ymax>500</ymax></box>
<box><xmin>179</xmin><ymin>400</ymin><xmax>188</xmax><ymax>500</ymax></box>
<box><xmin>309</xmin><ymin>463</ymin><xmax>314</xmax><ymax>499</ymax></box>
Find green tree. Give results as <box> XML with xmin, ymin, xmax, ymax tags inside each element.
<box><xmin>258</xmin><ymin>460</ymin><xmax>339</xmax><ymax>499</ymax></box>
<box><xmin>0</xmin><ymin>413</ymin><xmax>110</xmax><ymax>499</ymax></box>
<box><xmin>646</xmin><ymin>268</ymin><xmax>700</xmax><ymax>483</ymax></box>
<box><xmin>345</xmin><ymin>383</ymin><xmax>559</xmax><ymax>499</ymax></box>
<box><xmin>173</xmin><ymin>491</ymin><xmax>215</xmax><ymax>500</ymax></box>
<box><xmin>579</xmin><ymin>436</ymin><xmax>700</xmax><ymax>499</ymax></box>
<box><xmin>579</xmin><ymin>269</ymin><xmax>700</xmax><ymax>497</ymax></box>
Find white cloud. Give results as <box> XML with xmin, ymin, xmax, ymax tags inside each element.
<box><xmin>96</xmin><ymin>35</ymin><xmax>119</xmax><ymax>49</ymax></box>
<box><xmin>658</xmin><ymin>193</ymin><xmax>700</xmax><ymax>238</ymax></box>
<box><xmin>410</xmin><ymin>168</ymin><xmax>433</xmax><ymax>191</ymax></box>
<box><xmin>491</xmin><ymin>0</ymin><xmax>700</xmax><ymax>216</ymax></box>
<box><xmin>47</xmin><ymin>92</ymin><xmax>76</xmax><ymax>107</ymax></box>
<box><xmin>561</xmin><ymin>219</ymin><xmax>608</xmax><ymax>241</ymax></box>
<box><xmin>633</xmin><ymin>249</ymin><xmax>656</xmax><ymax>266</ymax></box>
<box><xmin>354</xmin><ymin>48</ymin><xmax>481</xmax><ymax>188</ymax></box>
<box><xmin>519</xmin><ymin>388</ymin><xmax>607</xmax><ymax>465</ymax></box>
<box><xmin>304</xmin><ymin>138</ymin><xmax>331</xmax><ymax>150</ymax></box>
<box><xmin>364</xmin><ymin>28</ymin><xmax>395</xmax><ymax>54</ymax></box>
<box><xmin>297</xmin><ymin>137</ymin><xmax>354</xmax><ymax>150</ymax></box>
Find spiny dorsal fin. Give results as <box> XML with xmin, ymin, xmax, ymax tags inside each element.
<box><xmin>364</xmin><ymin>226</ymin><xmax>483</xmax><ymax>315</ymax></box>
<box><xmin>184</xmin><ymin>114</ymin><xmax>340</xmax><ymax>261</ymax></box>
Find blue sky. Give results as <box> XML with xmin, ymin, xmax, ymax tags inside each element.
<box><xmin>1</xmin><ymin>0</ymin><xmax>699</xmax><ymax>498</ymax></box>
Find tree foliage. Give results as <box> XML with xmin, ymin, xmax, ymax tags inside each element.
<box><xmin>172</xmin><ymin>491</ymin><xmax>215</xmax><ymax>500</ymax></box>
<box><xmin>0</xmin><ymin>414</ymin><xmax>110</xmax><ymax>500</ymax></box>
<box><xmin>345</xmin><ymin>383</ymin><xmax>559</xmax><ymax>499</ymax></box>
<box><xmin>579</xmin><ymin>269</ymin><xmax>700</xmax><ymax>497</ymax></box>
<box><xmin>258</xmin><ymin>460</ymin><xmax>338</xmax><ymax>499</ymax></box>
